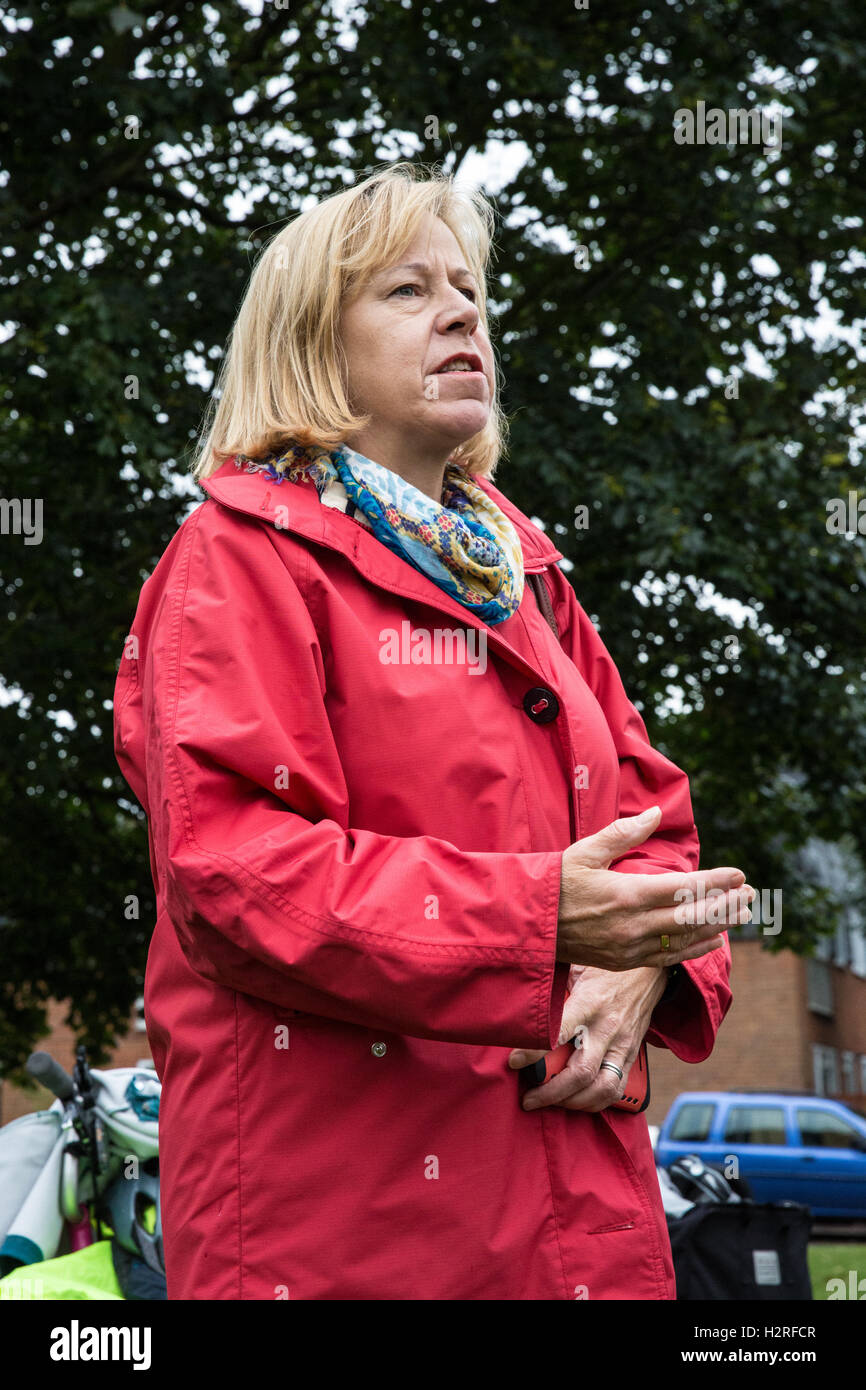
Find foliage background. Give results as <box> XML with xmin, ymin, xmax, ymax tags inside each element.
<box><xmin>2</xmin><ymin>0</ymin><xmax>865</xmax><ymax>1081</ymax></box>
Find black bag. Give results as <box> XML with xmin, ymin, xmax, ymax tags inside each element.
<box><xmin>111</xmin><ymin>1237</ymin><xmax>167</xmax><ymax>1300</ymax></box>
<box><xmin>667</xmin><ymin>1201</ymin><xmax>812</xmax><ymax>1300</ymax></box>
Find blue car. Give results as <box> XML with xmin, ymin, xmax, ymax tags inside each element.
<box><xmin>656</xmin><ymin>1091</ymin><xmax>866</xmax><ymax>1219</ymax></box>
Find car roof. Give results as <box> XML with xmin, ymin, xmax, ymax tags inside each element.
<box><xmin>672</xmin><ymin>1091</ymin><xmax>864</xmax><ymax>1111</ymax></box>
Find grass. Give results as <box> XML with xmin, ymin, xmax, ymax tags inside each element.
<box><xmin>808</xmin><ymin>1244</ymin><xmax>866</xmax><ymax>1300</ymax></box>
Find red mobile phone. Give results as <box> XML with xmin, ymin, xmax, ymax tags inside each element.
<box><xmin>518</xmin><ymin>1038</ymin><xmax>650</xmax><ymax>1113</ymax></box>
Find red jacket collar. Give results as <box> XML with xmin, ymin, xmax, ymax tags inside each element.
<box><xmin>198</xmin><ymin>455</ymin><xmax>563</xmax><ymax>572</ymax></box>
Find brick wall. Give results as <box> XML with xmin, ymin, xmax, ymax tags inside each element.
<box><xmin>0</xmin><ymin>999</ymin><xmax>152</xmax><ymax>1126</ymax></box>
<box><xmin>646</xmin><ymin>941</ymin><xmax>866</xmax><ymax>1125</ymax></box>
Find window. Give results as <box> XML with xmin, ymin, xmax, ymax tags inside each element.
<box><xmin>841</xmin><ymin>1051</ymin><xmax>857</xmax><ymax>1095</ymax></box>
<box><xmin>860</xmin><ymin>1056</ymin><xmax>866</xmax><ymax>1095</ymax></box>
<box><xmin>670</xmin><ymin>1102</ymin><xmax>715</xmax><ymax>1143</ymax></box>
<box><xmin>723</xmin><ymin>1106</ymin><xmax>786</xmax><ymax>1146</ymax></box>
<box><xmin>849</xmin><ymin>923</ymin><xmax>866</xmax><ymax>978</ymax></box>
<box><xmin>796</xmin><ymin>1108</ymin><xmax>864</xmax><ymax>1150</ymax></box>
<box><xmin>133</xmin><ymin>994</ymin><xmax>147</xmax><ymax>1033</ymax></box>
<box><xmin>806</xmin><ymin>958</ymin><xmax>834</xmax><ymax>1016</ymax></box>
<box><xmin>812</xmin><ymin>1043</ymin><xmax>839</xmax><ymax>1096</ymax></box>
<box><xmin>814</xmin><ymin>932</ymin><xmax>833</xmax><ymax>963</ymax></box>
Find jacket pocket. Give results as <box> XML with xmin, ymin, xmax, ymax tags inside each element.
<box><xmin>239</xmin><ymin>994</ymin><xmax>316</xmax><ymax>1026</ymax></box>
<box><xmin>597</xmin><ymin>1109</ymin><xmax>657</xmax><ymax>1222</ymax></box>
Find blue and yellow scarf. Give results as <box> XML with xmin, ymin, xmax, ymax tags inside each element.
<box><xmin>234</xmin><ymin>443</ymin><xmax>525</xmax><ymax>625</ymax></box>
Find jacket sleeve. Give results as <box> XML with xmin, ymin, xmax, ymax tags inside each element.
<box><xmin>114</xmin><ymin>502</ymin><xmax>569</xmax><ymax>1051</ymax></box>
<box><xmin>542</xmin><ymin>563</ymin><xmax>732</xmax><ymax>1061</ymax></box>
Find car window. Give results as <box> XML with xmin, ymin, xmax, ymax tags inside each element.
<box><xmin>723</xmin><ymin>1105</ymin><xmax>786</xmax><ymax>1145</ymax></box>
<box><xmin>670</xmin><ymin>1102</ymin><xmax>715</xmax><ymax>1142</ymax></box>
<box><xmin>796</xmin><ymin>1109</ymin><xmax>864</xmax><ymax>1149</ymax></box>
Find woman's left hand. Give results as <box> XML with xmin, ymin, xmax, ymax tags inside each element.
<box><xmin>507</xmin><ymin>963</ymin><xmax>669</xmax><ymax>1111</ymax></box>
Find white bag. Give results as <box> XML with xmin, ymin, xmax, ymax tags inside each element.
<box><xmin>0</xmin><ymin>1105</ymin><xmax>63</xmax><ymax>1259</ymax></box>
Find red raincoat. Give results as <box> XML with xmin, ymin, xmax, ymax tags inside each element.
<box><xmin>113</xmin><ymin>457</ymin><xmax>732</xmax><ymax>1300</ymax></box>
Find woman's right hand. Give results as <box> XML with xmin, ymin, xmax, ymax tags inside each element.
<box><xmin>555</xmin><ymin>805</ymin><xmax>755</xmax><ymax>971</ymax></box>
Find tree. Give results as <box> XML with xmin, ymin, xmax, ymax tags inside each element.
<box><xmin>1</xmin><ymin>0</ymin><xmax>865</xmax><ymax>1081</ymax></box>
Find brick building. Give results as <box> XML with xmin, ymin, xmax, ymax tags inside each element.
<box><xmin>0</xmin><ymin>997</ymin><xmax>152</xmax><ymax>1127</ymax></box>
<box><xmin>647</xmin><ymin>926</ymin><xmax>866</xmax><ymax>1125</ymax></box>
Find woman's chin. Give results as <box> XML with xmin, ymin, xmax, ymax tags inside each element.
<box><xmin>431</xmin><ymin>402</ymin><xmax>490</xmax><ymax>445</ymax></box>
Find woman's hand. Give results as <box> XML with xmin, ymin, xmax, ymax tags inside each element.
<box><xmin>555</xmin><ymin>805</ymin><xmax>754</xmax><ymax>970</ymax></box>
<box><xmin>507</xmin><ymin>964</ymin><xmax>668</xmax><ymax>1111</ymax></box>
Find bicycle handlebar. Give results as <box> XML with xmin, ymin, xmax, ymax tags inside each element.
<box><xmin>26</xmin><ymin>1051</ymin><xmax>76</xmax><ymax>1102</ymax></box>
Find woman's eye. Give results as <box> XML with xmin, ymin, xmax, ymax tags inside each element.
<box><xmin>390</xmin><ymin>283</ymin><xmax>476</xmax><ymax>301</ymax></box>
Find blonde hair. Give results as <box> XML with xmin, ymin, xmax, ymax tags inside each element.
<box><xmin>190</xmin><ymin>161</ymin><xmax>509</xmax><ymax>481</ymax></box>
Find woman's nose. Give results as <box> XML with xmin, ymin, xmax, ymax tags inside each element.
<box><xmin>437</xmin><ymin>282</ymin><xmax>480</xmax><ymax>327</ymax></box>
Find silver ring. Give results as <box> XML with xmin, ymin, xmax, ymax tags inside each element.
<box><xmin>599</xmin><ymin>1060</ymin><xmax>624</xmax><ymax>1081</ymax></box>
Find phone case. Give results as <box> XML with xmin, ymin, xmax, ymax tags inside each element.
<box><xmin>518</xmin><ymin>1038</ymin><xmax>650</xmax><ymax>1112</ymax></box>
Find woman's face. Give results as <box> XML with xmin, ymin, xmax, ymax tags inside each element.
<box><xmin>338</xmin><ymin>214</ymin><xmax>495</xmax><ymax>469</ymax></box>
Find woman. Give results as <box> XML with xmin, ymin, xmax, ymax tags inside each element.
<box><xmin>114</xmin><ymin>162</ymin><xmax>753</xmax><ymax>1301</ymax></box>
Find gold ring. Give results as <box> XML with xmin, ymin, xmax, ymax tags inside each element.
<box><xmin>660</xmin><ymin>934</ymin><xmax>671</xmax><ymax>952</ymax></box>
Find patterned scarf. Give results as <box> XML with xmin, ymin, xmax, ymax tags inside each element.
<box><xmin>234</xmin><ymin>442</ymin><xmax>525</xmax><ymax>625</ymax></box>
